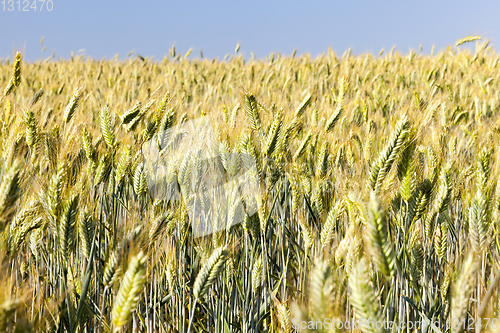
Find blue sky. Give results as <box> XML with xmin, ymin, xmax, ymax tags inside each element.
<box><xmin>0</xmin><ymin>0</ymin><xmax>499</xmax><ymax>61</ymax></box>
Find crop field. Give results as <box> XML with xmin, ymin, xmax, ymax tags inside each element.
<box><xmin>0</xmin><ymin>40</ymin><xmax>499</xmax><ymax>332</ymax></box>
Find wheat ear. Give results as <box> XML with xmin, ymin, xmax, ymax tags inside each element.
<box><xmin>455</xmin><ymin>36</ymin><xmax>481</xmax><ymax>46</ymax></box>
<box><xmin>294</xmin><ymin>92</ymin><xmax>312</xmax><ymax>118</ymax></box>
<box><xmin>349</xmin><ymin>258</ymin><xmax>385</xmax><ymax>333</ymax></box>
<box><xmin>245</xmin><ymin>93</ymin><xmax>262</xmax><ymax>133</ymax></box>
<box><xmin>451</xmin><ymin>253</ymin><xmax>479</xmax><ymax>333</ymax></box>
<box><xmin>100</xmin><ymin>105</ymin><xmax>115</xmax><ymax>148</ymax></box>
<box><xmin>369</xmin><ymin>116</ymin><xmax>410</xmax><ymax>193</ymax></box>
<box><xmin>121</xmin><ymin>101</ymin><xmax>142</xmax><ymax>124</ymax></box>
<box><xmin>321</xmin><ymin>199</ymin><xmax>344</xmax><ymax>248</ymax></box>
<box><xmin>276</xmin><ymin>300</ymin><xmax>291</xmax><ymax>333</ymax></box>
<box><xmin>63</xmin><ymin>86</ymin><xmax>82</xmax><ymax>123</ymax></box>
<box><xmin>58</xmin><ymin>194</ymin><xmax>79</xmax><ymax>258</ymax></box>
<box><xmin>3</xmin><ymin>52</ymin><xmax>21</xmax><ymax>96</ymax></box>
<box><xmin>366</xmin><ymin>191</ymin><xmax>397</xmax><ymax>277</ymax></box>
<box><xmin>469</xmin><ymin>190</ymin><xmax>489</xmax><ymax>253</ymax></box>
<box><xmin>111</xmin><ymin>252</ymin><xmax>147</xmax><ymax>332</ymax></box>
<box><xmin>424</xmin><ymin>166</ymin><xmax>452</xmax><ymax>240</ymax></box>
<box><xmin>309</xmin><ymin>260</ymin><xmax>332</xmax><ymax>321</ymax></box>
<box><xmin>193</xmin><ymin>245</ymin><xmax>228</xmax><ymax>300</ymax></box>
<box><xmin>293</xmin><ymin>130</ymin><xmax>312</xmax><ymax>161</ymax></box>
<box><xmin>0</xmin><ymin>161</ymin><xmax>21</xmax><ymax>227</ymax></box>
<box><xmin>252</xmin><ymin>256</ymin><xmax>264</xmax><ymax>292</ymax></box>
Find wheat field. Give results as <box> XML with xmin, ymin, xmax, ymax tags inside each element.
<box><xmin>0</xmin><ymin>40</ymin><xmax>499</xmax><ymax>332</ymax></box>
